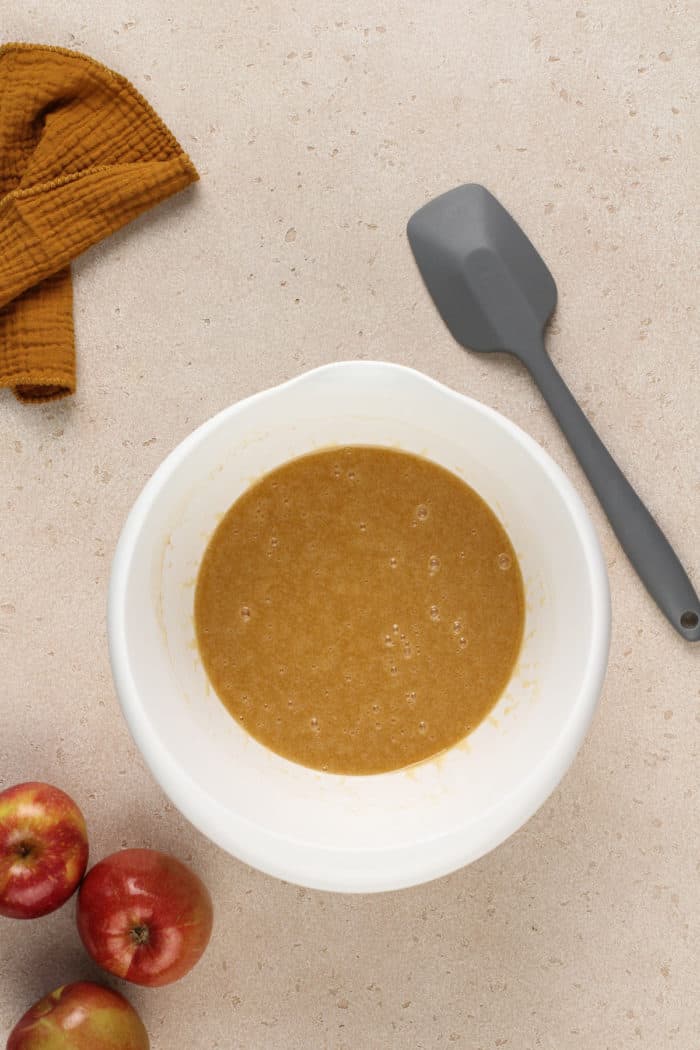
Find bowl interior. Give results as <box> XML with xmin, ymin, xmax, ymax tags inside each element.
<box><xmin>110</xmin><ymin>362</ymin><xmax>609</xmax><ymax>891</ymax></box>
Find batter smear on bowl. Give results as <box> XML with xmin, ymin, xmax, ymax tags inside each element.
<box><xmin>194</xmin><ymin>447</ymin><xmax>524</xmax><ymax>775</ymax></box>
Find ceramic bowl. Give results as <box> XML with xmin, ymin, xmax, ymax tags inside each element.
<box><xmin>108</xmin><ymin>362</ymin><xmax>610</xmax><ymax>892</ymax></box>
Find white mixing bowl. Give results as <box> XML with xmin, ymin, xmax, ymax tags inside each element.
<box><xmin>108</xmin><ymin>362</ymin><xmax>610</xmax><ymax>892</ymax></box>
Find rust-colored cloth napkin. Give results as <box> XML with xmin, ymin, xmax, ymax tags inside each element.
<box><xmin>0</xmin><ymin>43</ymin><xmax>198</xmax><ymax>401</ymax></box>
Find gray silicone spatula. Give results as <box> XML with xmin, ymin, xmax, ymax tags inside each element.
<box><xmin>407</xmin><ymin>183</ymin><xmax>700</xmax><ymax>642</ymax></box>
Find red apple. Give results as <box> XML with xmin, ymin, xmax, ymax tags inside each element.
<box><xmin>0</xmin><ymin>782</ymin><xmax>88</xmax><ymax>920</ymax></box>
<box><xmin>7</xmin><ymin>981</ymin><xmax>149</xmax><ymax>1050</ymax></box>
<box><xmin>77</xmin><ymin>848</ymin><xmax>213</xmax><ymax>986</ymax></box>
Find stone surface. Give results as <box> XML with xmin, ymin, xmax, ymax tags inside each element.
<box><xmin>1</xmin><ymin>2</ymin><xmax>698</xmax><ymax>1047</ymax></box>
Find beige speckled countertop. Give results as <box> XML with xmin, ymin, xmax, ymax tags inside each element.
<box><xmin>1</xmin><ymin>2</ymin><xmax>698</xmax><ymax>1047</ymax></box>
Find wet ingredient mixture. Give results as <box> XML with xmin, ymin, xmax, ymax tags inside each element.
<box><xmin>195</xmin><ymin>447</ymin><xmax>524</xmax><ymax>775</ymax></box>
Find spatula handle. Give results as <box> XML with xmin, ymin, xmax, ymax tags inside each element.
<box><xmin>524</xmin><ymin>347</ymin><xmax>700</xmax><ymax>641</ymax></box>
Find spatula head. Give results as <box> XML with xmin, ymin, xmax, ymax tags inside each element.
<box><xmin>407</xmin><ymin>184</ymin><xmax>557</xmax><ymax>356</ymax></box>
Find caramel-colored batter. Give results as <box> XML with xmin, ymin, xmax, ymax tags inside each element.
<box><xmin>195</xmin><ymin>447</ymin><xmax>524</xmax><ymax>775</ymax></box>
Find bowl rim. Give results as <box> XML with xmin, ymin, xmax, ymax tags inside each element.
<box><xmin>108</xmin><ymin>361</ymin><xmax>611</xmax><ymax>893</ymax></box>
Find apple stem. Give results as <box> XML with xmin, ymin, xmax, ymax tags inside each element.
<box><xmin>131</xmin><ymin>924</ymin><xmax>150</xmax><ymax>945</ymax></box>
<box><xmin>17</xmin><ymin>843</ymin><xmax>32</xmax><ymax>858</ymax></box>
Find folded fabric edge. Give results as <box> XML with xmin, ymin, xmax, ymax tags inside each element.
<box><xmin>3</xmin><ymin>153</ymin><xmax>199</xmax><ymax>205</ymax></box>
<box><xmin>1</xmin><ymin>370</ymin><xmax>74</xmax><ymax>402</ymax></box>
<box><xmin>14</xmin><ymin>385</ymin><xmax>73</xmax><ymax>402</ymax></box>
